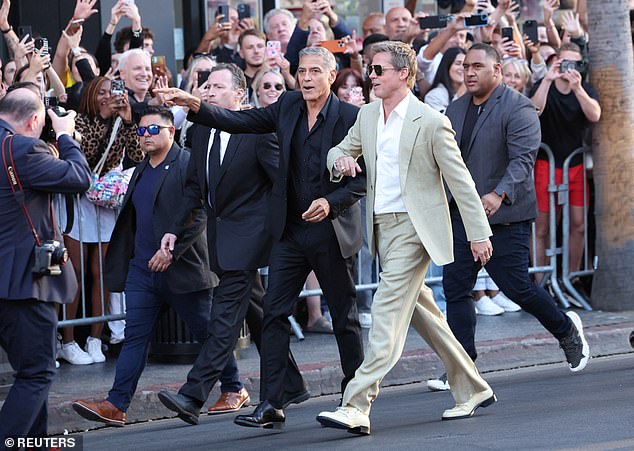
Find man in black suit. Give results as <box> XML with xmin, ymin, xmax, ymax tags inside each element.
<box><xmin>0</xmin><ymin>86</ymin><xmax>91</xmax><ymax>445</ymax></box>
<box><xmin>158</xmin><ymin>47</ymin><xmax>366</xmax><ymax>429</ymax></box>
<box><xmin>72</xmin><ymin>106</ymin><xmax>242</xmax><ymax>427</ymax></box>
<box><xmin>157</xmin><ymin>64</ymin><xmax>308</xmax><ymax>426</ymax></box>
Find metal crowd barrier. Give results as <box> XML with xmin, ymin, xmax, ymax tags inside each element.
<box><xmin>58</xmin><ymin>194</ymin><xmax>125</xmax><ymax>328</ymax></box>
<box><xmin>560</xmin><ymin>147</ymin><xmax>594</xmax><ymax>310</ymax></box>
<box><xmin>56</xmin><ymin>143</ymin><xmax>593</xmax><ymax>336</ymax></box>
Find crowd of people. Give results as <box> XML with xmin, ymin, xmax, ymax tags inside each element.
<box><xmin>0</xmin><ymin>0</ymin><xmax>612</xmax><ymax>444</ymax></box>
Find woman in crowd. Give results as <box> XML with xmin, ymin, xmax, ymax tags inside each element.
<box><xmin>331</xmin><ymin>68</ymin><xmax>366</xmax><ymax>107</ymax></box>
<box><xmin>502</xmin><ymin>57</ymin><xmax>531</xmax><ymax>95</ymax></box>
<box><xmin>250</xmin><ymin>68</ymin><xmax>286</xmax><ymax>108</ymax></box>
<box><xmin>177</xmin><ymin>55</ymin><xmax>216</xmax><ymax>148</ymax></box>
<box><xmin>58</xmin><ymin>76</ymin><xmax>143</xmax><ymax>365</ymax></box>
<box><xmin>424</xmin><ymin>47</ymin><xmax>466</xmax><ymax>114</ymax></box>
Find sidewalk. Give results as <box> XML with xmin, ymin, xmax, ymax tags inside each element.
<box><xmin>36</xmin><ymin>309</ymin><xmax>634</xmax><ymax>434</ymax></box>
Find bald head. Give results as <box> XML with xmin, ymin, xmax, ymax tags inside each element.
<box><xmin>0</xmin><ymin>87</ymin><xmax>45</xmax><ymax>137</ymax></box>
<box><xmin>385</xmin><ymin>7</ymin><xmax>413</xmax><ymax>41</ymax></box>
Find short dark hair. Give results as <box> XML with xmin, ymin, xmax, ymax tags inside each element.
<box><xmin>469</xmin><ymin>43</ymin><xmax>501</xmax><ymax>65</ymax></box>
<box><xmin>557</xmin><ymin>42</ymin><xmax>581</xmax><ymax>56</ymax></box>
<box><xmin>0</xmin><ymin>87</ymin><xmax>43</xmax><ymax>123</ymax></box>
<box><xmin>139</xmin><ymin>105</ymin><xmax>174</xmax><ymax>125</ymax></box>
<box><xmin>114</xmin><ymin>26</ymin><xmax>155</xmax><ymax>54</ymax></box>
<box><xmin>210</xmin><ymin>63</ymin><xmax>246</xmax><ymax>91</ymax></box>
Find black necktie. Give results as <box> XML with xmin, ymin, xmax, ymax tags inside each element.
<box><xmin>208</xmin><ymin>129</ymin><xmax>222</xmax><ymax>207</ymax></box>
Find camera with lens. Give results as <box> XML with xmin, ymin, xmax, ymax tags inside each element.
<box><xmin>33</xmin><ymin>240</ymin><xmax>68</xmax><ymax>276</ymax></box>
<box><xmin>559</xmin><ymin>59</ymin><xmax>585</xmax><ymax>73</ymax></box>
<box><xmin>40</xmin><ymin>96</ymin><xmax>68</xmax><ymax>142</ymax></box>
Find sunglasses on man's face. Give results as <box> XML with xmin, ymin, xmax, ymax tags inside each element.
<box><xmin>366</xmin><ymin>65</ymin><xmax>398</xmax><ymax>77</ymax></box>
<box><xmin>136</xmin><ymin>124</ymin><xmax>171</xmax><ymax>136</ymax></box>
<box><xmin>262</xmin><ymin>82</ymin><xmax>284</xmax><ymax>91</ymax></box>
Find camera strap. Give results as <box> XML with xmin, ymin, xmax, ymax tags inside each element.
<box><xmin>2</xmin><ymin>134</ymin><xmax>57</xmax><ymax>247</ymax></box>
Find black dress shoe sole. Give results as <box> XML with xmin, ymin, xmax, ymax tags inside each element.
<box><xmin>157</xmin><ymin>392</ymin><xmax>200</xmax><ymax>425</ymax></box>
<box><xmin>72</xmin><ymin>403</ymin><xmax>125</xmax><ymax>427</ymax></box>
<box><xmin>282</xmin><ymin>390</ymin><xmax>310</xmax><ymax>409</ymax></box>
<box><xmin>233</xmin><ymin>417</ymin><xmax>285</xmax><ymax>429</ymax></box>
<box><xmin>316</xmin><ymin>415</ymin><xmax>370</xmax><ymax>435</ymax></box>
<box><xmin>441</xmin><ymin>394</ymin><xmax>497</xmax><ymax>421</ymax></box>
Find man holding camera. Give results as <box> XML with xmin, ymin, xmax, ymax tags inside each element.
<box><xmin>530</xmin><ymin>42</ymin><xmax>600</xmax><ymax>299</ymax></box>
<box><xmin>0</xmin><ymin>85</ymin><xmax>91</xmax><ymax>446</ymax></box>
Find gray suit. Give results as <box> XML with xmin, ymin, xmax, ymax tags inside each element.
<box><xmin>446</xmin><ymin>83</ymin><xmax>539</xmax><ymax>224</ymax></box>
<box><xmin>443</xmin><ymin>83</ymin><xmax>572</xmax><ymax>361</ymax></box>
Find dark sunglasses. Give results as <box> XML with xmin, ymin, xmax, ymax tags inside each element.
<box><xmin>192</xmin><ymin>52</ymin><xmax>213</xmax><ymax>60</ymax></box>
<box><xmin>136</xmin><ymin>124</ymin><xmax>171</xmax><ymax>136</ymax></box>
<box><xmin>367</xmin><ymin>65</ymin><xmax>398</xmax><ymax>77</ymax></box>
<box><xmin>262</xmin><ymin>82</ymin><xmax>284</xmax><ymax>91</ymax></box>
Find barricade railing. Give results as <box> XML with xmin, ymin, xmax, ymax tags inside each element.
<box><xmin>560</xmin><ymin>147</ymin><xmax>594</xmax><ymax>310</ymax></box>
<box><xmin>57</xmin><ymin>143</ymin><xmax>592</xmax><ymax>334</ymax></box>
<box><xmin>58</xmin><ymin>194</ymin><xmax>125</xmax><ymax>328</ymax></box>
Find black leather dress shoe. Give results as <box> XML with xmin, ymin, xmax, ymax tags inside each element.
<box><xmin>158</xmin><ymin>390</ymin><xmax>202</xmax><ymax>425</ymax></box>
<box><xmin>234</xmin><ymin>400</ymin><xmax>285</xmax><ymax>429</ymax></box>
<box><xmin>281</xmin><ymin>389</ymin><xmax>310</xmax><ymax>409</ymax></box>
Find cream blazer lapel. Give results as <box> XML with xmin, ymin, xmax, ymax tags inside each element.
<box><xmin>398</xmin><ymin>94</ymin><xmax>423</xmax><ymax>194</ymax></box>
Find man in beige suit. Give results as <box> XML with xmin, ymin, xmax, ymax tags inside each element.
<box><xmin>316</xmin><ymin>41</ymin><xmax>496</xmax><ymax>435</ymax></box>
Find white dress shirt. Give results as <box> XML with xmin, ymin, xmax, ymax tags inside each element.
<box><xmin>373</xmin><ymin>94</ymin><xmax>410</xmax><ymax>214</ymax></box>
<box><xmin>206</xmin><ymin>128</ymin><xmax>231</xmax><ymax>206</ymax></box>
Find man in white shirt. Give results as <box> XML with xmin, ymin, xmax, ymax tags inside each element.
<box><xmin>317</xmin><ymin>41</ymin><xmax>496</xmax><ymax>435</ymax></box>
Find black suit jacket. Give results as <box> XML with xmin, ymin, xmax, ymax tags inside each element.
<box><xmin>0</xmin><ymin>120</ymin><xmax>91</xmax><ymax>303</ymax></box>
<box><xmin>172</xmin><ymin>124</ymin><xmax>279</xmax><ymax>272</ymax></box>
<box><xmin>104</xmin><ymin>143</ymin><xmax>213</xmax><ymax>294</ymax></box>
<box><xmin>187</xmin><ymin>92</ymin><xmax>366</xmax><ymax>258</ymax></box>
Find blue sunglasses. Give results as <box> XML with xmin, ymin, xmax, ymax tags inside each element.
<box><xmin>136</xmin><ymin>124</ymin><xmax>171</xmax><ymax>136</ymax></box>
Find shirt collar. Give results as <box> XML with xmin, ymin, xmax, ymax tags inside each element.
<box><xmin>380</xmin><ymin>92</ymin><xmax>411</xmax><ymax>121</ymax></box>
<box><xmin>300</xmin><ymin>91</ymin><xmax>333</xmax><ymax>120</ymax></box>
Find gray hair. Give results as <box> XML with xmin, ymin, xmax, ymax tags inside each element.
<box><xmin>210</xmin><ymin>63</ymin><xmax>246</xmax><ymax>91</ymax></box>
<box><xmin>370</xmin><ymin>41</ymin><xmax>417</xmax><ymax>88</ymax></box>
<box><xmin>118</xmin><ymin>48</ymin><xmax>151</xmax><ymax>73</ymax></box>
<box><xmin>298</xmin><ymin>46</ymin><xmax>337</xmax><ymax>72</ymax></box>
<box><xmin>263</xmin><ymin>8</ymin><xmax>295</xmax><ymax>34</ymax></box>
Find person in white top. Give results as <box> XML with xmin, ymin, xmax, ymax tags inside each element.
<box><xmin>317</xmin><ymin>41</ymin><xmax>496</xmax><ymax>435</ymax></box>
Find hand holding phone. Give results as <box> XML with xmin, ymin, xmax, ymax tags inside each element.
<box><xmin>501</xmin><ymin>26</ymin><xmax>514</xmax><ymax>42</ymax></box>
<box><xmin>237</xmin><ymin>3</ymin><xmax>251</xmax><ymax>20</ymax></box>
<box><xmin>319</xmin><ymin>39</ymin><xmax>347</xmax><ymax>53</ymax></box>
<box><xmin>217</xmin><ymin>4</ymin><xmax>230</xmax><ymax>24</ymax></box>
<box><xmin>266</xmin><ymin>40</ymin><xmax>281</xmax><ymax>59</ymax></box>
<box><xmin>151</xmin><ymin>55</ymin><xmax>167</xmax><ymax>77</ymax></box>
<box><xmin>523</xmin><ymin>20</ymin><xmax>539</xmax><ymax>43</ymax></box>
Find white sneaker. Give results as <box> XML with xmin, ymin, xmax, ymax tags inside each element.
<box><xmin>85</xmin><ymin>337</ymin><xmax>106</xmax><ymax>363</ymax></box>
<box><xmin>58</xmin><ymin>341</ymin><xmax>93</xmax><ymax>365</ymax></box>
<box><xmin>474</xmin><ymin>296</ymin><xmax>504</xmax><ymax>316</ymax></box>
<box><xmin>316</xmin><ymin>406</ymin><xmax>370</xmax><ymax>435</ymax></box>
<box><xmin>427</xmin><ymin>372</ymin><xmax>450</xmax><ymax>391</ymax></box>
<box><xmin>490</xmin><ymin>293</ymin><xmax>521</xmax><ymax>312</ymax></box>
<box><xmin>358</xmin><ymin>312</ymin><xmax>372</xmax><ymax>329</ymax></box>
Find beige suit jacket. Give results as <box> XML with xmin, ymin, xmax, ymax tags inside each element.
<box><xmin>327</xmin><ymin>93</ymin><xmax>491</xmax><ymax>266</ymax></box>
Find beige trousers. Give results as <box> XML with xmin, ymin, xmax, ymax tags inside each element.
<box><xmin>342</xmin><ymin>213</ymin><xmax>490</xmax><ymax>415</ymax></box>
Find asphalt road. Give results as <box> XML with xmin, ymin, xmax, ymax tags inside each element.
<box><xmin>79</xmin><ymin>353</ymin><xmax>634</xmax><ymax>451</ymax></box>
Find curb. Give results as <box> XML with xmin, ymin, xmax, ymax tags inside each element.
<box><xmin>51</xmin><ymin>321</ymin><xmax>634</xmax><ymax>434</ymax></box>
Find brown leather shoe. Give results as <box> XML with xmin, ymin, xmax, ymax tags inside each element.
<box><xmin>72</xmin><ymin>399</ymin><xmax>126</xmax><ymax>427</ymax></box>
<box><xmin>207</xmin><ymin>388</ymin><xmax>250</xmax><ymax>415</ymax></box>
